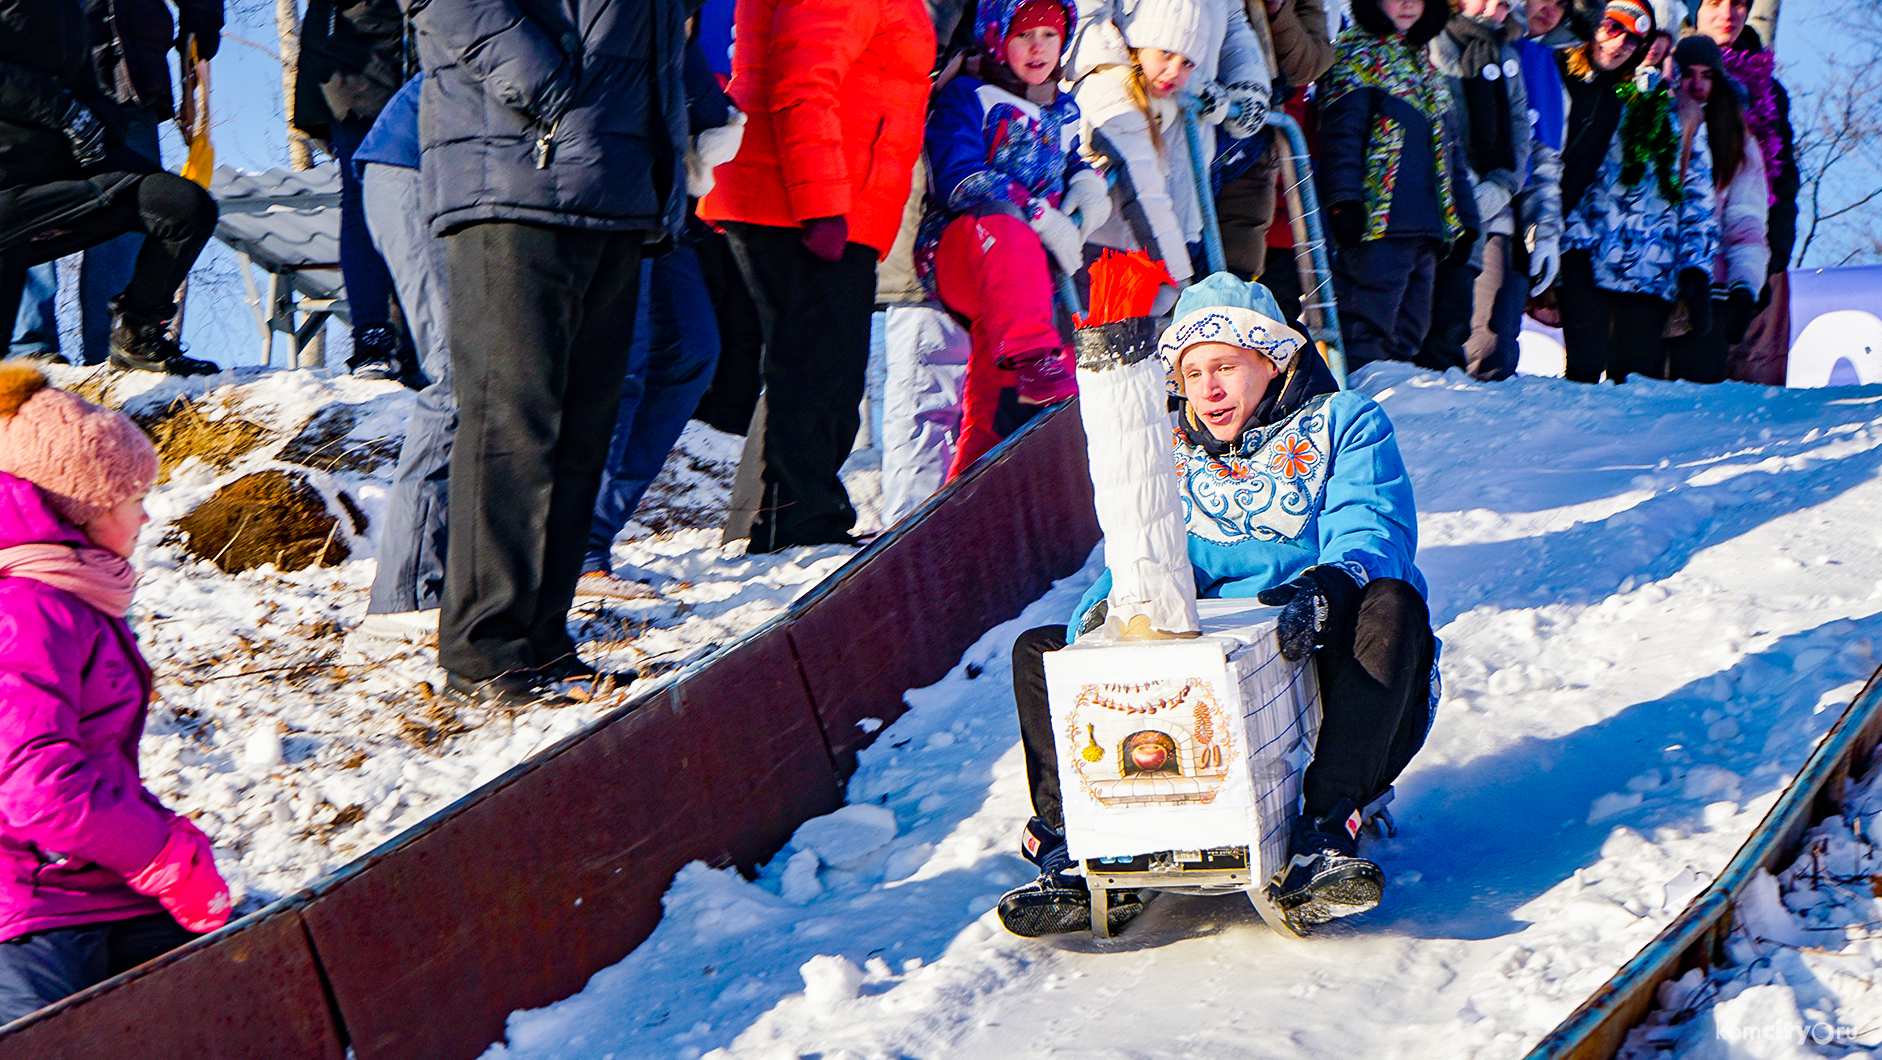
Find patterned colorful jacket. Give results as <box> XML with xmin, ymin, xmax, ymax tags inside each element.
<box><xmin>1316</xmin><ymin>28</ymin><xmax>1477</xmax><ymax>243</ymax></box>
<box><xmin>1069</xmin><ymin>387</ymin><xmax>1426</xmax><ymax>631</ymax></box>
<box><xmin>1563</xmin><ymin>82</ymin><xmax>1719</xmax><ymax>302</ymax></box>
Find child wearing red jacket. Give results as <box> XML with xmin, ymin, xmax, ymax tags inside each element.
<box><xmin>0</xmin><ymin>363</ymin><xmax>230</xmax><ymax>1023</ymax></box>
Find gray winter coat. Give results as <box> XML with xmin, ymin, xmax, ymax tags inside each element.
<box><xmin>407</xmin><ymin>0</ymin><xmax>689</xmax><ymax>240</ymax></box>
<box><xmin>1428</xmin><ymin>23</ymin><xmax>1560</xmax><ymax>244</ymax></box>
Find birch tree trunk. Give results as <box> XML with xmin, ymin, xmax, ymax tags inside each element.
<box><xmin>275</xmin><ymin>0</ymin><xmax>312</xmax><ymax>169</ymax></box>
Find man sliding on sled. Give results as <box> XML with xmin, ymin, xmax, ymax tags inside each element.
<box><xmin>999</xmin><ymin>274</ymin><xmax>1438</xmax><ymax>937</ymax></box>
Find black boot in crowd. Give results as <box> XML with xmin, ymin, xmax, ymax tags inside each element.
<box><xmin>996</xmin><ymin>818</ymin><xmax>1144</xmax><ymax>938</ymax></box>
<box><xmin>1268</xmin><ymin>798</ymin><xmax>1384</xmax><ymax>935</ymax></box>
<box><xmin>107</xmin><ymin>298</ymin><xmax>218</xmax><ymax>376</ymax></box>
<box><xmin>348</xmin><ymin>324</ymin><xmax>402</xmax><ymax>381</ymax></box>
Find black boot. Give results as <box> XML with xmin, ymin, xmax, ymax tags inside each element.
<box><xmin>996</xmin><ymin>818</ymin><xmax>1144</xmax><ymax>938</ymax></box>
<box><xmin>1267</xmin><ymin>799</ymin><xmax>1385</xmax><ymax>934</ymax></box>
<box><xmin>108</xmin><ymin>299</ymin><xmax>218</xmax><ymax>376</ymax></box>
<box><xmin>347</xmin><ymin>324</ymin><xmax>401</xmax><ymax>380</ymax></box>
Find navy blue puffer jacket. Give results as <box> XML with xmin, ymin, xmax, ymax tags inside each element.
<box><xmin>407</xmin><ymin>0</ymin><xmax>689</xmax><ymax>240</ymax></box>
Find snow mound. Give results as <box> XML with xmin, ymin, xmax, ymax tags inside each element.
<box><xmin>474</xmin><ymin>366</ymin><xmax>1882</xmax><ymax>1060</ymax></box>
<box><xmin>40</xmin><ymin>364</ymin><xmax>875</xmax><ymax>914</ymax></box>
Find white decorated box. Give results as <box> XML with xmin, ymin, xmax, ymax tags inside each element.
<box><xmin>1043</xmin><ymin>598</ymin><xmax>1323</xmax><ymax>880</ymax></box>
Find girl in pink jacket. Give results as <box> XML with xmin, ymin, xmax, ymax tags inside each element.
<box><xmin>0</xmin><ymin>362</ymin><xmax>229</xmax><ymax>1024</ymax></box>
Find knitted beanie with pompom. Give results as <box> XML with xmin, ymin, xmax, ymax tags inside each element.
<box><xmin>0</xmin><ymin>361</ymin><xmax>159</xmax><ymax>527</ymax></box>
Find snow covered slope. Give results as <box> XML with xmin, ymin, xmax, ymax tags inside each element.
<box><xmin>474</xmin><ymin>365</ymin><xmax>1882</xmax><ymax>1060</ymax></box>
<box><xmin>45</xmin><ymin>365</ymin><xmax>875</xmax><ymax>914</ymax></box>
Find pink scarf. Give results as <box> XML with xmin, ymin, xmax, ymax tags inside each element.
<box><xmin>0</xmin><ymin>544</ymin><xmax>138</xmax><ymax>617</ymax></box>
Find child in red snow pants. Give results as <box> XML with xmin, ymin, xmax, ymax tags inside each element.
<box><xmin>932</xmin><ymin>203</ymin><xmax>1073</xmax><ymax>479</ymax></box>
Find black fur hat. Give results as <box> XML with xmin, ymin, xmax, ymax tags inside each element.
<box><xmin>1350</xmin><ymin>0</ymin><xmax>1451</xmax><ymax>47</ymax></box>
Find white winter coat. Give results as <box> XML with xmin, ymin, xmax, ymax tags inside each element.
<box><xmin>1075</xmin><ymin>65</ymin><xmax>1197</xmax><ymax>283</ymax></box>
<box><xmin>1712</xmin><ymin>133</ymin><xmax>1770</xmax><ymax>290</ymax></box>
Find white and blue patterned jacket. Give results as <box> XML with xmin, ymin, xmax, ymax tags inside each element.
<box><xmin>1564</xmin><ymin>102</ymin><xmax>1719</xmax><ymax>301</ymax></box>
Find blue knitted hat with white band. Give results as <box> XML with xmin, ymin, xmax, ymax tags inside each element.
<box><xmin>1157</xmin><ymin>272</ymin><xmax>1307</xmax><ymax>376</ymax></box>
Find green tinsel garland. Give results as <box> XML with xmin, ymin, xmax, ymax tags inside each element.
<box><xmin>1615</xmin><ymin>80</ymin><xmax>1682</xmax><ymax>204</ymax></box>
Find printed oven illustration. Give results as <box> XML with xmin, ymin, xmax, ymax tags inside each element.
<box><xmin>1043</xmin><ymin>600</ymin><xmax>1324</xmax><ymax>880</ymax></box>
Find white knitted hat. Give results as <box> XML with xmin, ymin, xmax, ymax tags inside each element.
<box><xmin>1121</xmin><ymin>0</ymin><xmax>1211</xmax><ymax>64</ymax></box>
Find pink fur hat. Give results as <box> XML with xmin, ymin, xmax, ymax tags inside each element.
<box><xmin>0</xmin><ymin>361</ymin><xmax>159</xmax><ymax>526</ymax></box>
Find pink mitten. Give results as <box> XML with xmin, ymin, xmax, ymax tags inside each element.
<box><xmin>125</xmin><ymin>815</ymin><xmax>232</xmax><ymax>934</ymax></box>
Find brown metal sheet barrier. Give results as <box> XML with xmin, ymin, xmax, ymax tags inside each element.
<box><xmin>299</xmin><ymin>624</ymin><xmax>838</xmax><ymax>1060</ymax></box>
<box><xmin>6</xmin><ymin>401</ymin><xmax>1098</xmax><ymax>1059</ymax></box>
<box><xmin>0</xmin><ymin>904</ymin><xmax>342</xmax><ymax>1060</ymax></box>
<box><xmin>787</xmin><ymin>402</ymin><xmax>1099</xmax><ymax>775</ymax></box>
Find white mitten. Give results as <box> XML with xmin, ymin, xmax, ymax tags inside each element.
<box><xmin>1029</xmin><ymin>204</ymin><xmax>1085</xmax><ymax>276</ymax></box>
<box><xmin>1061</xmin><ymin>169</ymin><xmax>1113</xmax><ymax>240</ymax></box>
<box><xmin>685</xmin><ymin>110</ymin><xmax>747</xmax><ymax>198</ymax></box>
<box><xmin>1529</xmin><ymin>234</ymin><xmax>1561</xmax><ymax>295</ymax></box>
<box><xmin>1190</xmin><ymin>79</ymin><xmax>1232</xmax><ymax>125</ymax></box>
<box><xmin>1219</xmin><ymin>82</ymin><xmax>1270</xmax><ymax>139</ymax></box>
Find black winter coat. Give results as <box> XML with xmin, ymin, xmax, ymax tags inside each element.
<box><xmin>409</xmin><ymin>0</ymin><xmax>688</xmax><ymax>240</ymax></box>
<box><xmin>0</xmin><ymin>0</ymin><xmax>144</xmax><ymax>190</ymax></box>
<box><xmin>293</xmin><ymin>0</ymin><xmax>406</xmax><ymax>136</ymax></box>
<box><xmin>87</xmin><ymin>0</ymin><xmax>223</xmax><ymax>119</ymax></box>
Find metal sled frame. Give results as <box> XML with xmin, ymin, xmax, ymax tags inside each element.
<box><xmin>1078</xmin><ymin>788</ymin><xmax>1397</xmax><ymax>939</ymax></box>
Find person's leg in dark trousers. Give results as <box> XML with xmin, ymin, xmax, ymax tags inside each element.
<box><xmin>1215</xmin><ymin>147</ymin><xmax>1280</xmax><ymax>279</ymax></box>
<box><xmin>77</xmin><ymin>116</ymin><xmax>162</xmax><ymax>365</ymax></box>
<box><xmin>1486</xmin><ymin>234</ymin><xmax>1529</xmax><ymax>380</ymax></box>
<box><xmin>1388</xmin><ymin>240</ymin><xmax>1442</xmax><ymax>364</ymax></box>
<box><xmin>1300</xmin><ymin>578</ymin><xmax>1435</xmax><ymax>821</ymax></box>
<box><xmin>1555</xmin><ymin>250</ymin><xmax>1611</xmax><ymax>384</ymax></box>
<box><xmin>1417</xmin><ymin>240</ymin><xmax>1478</xmax><ymax>372</ymax></box>
<box><xmin>7</xmin><ymin>261</ymin><xmax>57</xmax><ymax>359</ymax></box>
<box><xmin>0</xmin><ymin>913</ymin><xmax>197</xmax><ymax>1026</ymax></box>
<box><xmin>585</xmin><ymin>243</ymin><xmax>721</xmax><ymax>570</ymax></box>
<box><xmin>719</xmin><ymin>222</ymin><xmax>876</xmax><ymax>552</ymax></box>
<box><xmin>328</xmin><ymin>120</ymin><xmax>397</xmax><ymax>345</ymax></box>
<box><xmin>1262</xmin><ymin>245</ymin><xmax>1310</xmax><ymax>339</ymax></box>
<box><xmin>363</xmin><ymin>162</ymin><xmax>455</xmax><ymax>615</ymax></box>
<box><xmin>1333</xmin><ymin>237</ymin><xmax>1428</xmax><ymax>371</ymax></box>
<box><xmin>691</xmin><ymin>227</ymin><xmax>765</xmax><ymax>436</ymax></box>
<box><xmin>1012</xmin><ymin>625</ymin><xmax>1071</xmax><ymax>831</ymax></box>
<box><xmin>1667</xmin><ymin>314</ymin><xmax>1730</xmax><ymax>384</ymax></box>
<box><xmin>439</xmin><ymin>221</ymin><xmax>643</xmax><ymax>681</ymax></box>
<box><xmin>1605</xmin><ymin>292</ymin><xmax>1672</xmax><ymax>382</ymax></box>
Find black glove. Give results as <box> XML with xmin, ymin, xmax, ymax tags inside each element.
<box><xmin>1678</xmin><ymin>267</ymin><xmax>1712</xmax><ymax>338</ymax></box>
<box><xmin>1445</xmin><ymin>230</ymin><xmax>1478</xmax><ymax>269</ymax></box>
<box><xmin>1256</xmin><ymin>565</ymin><xmax>1362</xmax><ymax>661</ymax></box>
<box><xmin>1719</xmin><ymin>282</ymin><xmax>1757</xmax><ymax>345</ymax></box>
<box><xmin>1326</xmin><ymin>201</ymin><xmax>1363</xmax><ymax>249</ymax></box>
<box><xmin>59</xmin><ymin>99</ymin><xmax>106</xmax><ymax>168</ymax></box>
<box><xmin>176</xmin><ymin>14</ymin><xmax>221</xmax><ymax>60</ymax></box>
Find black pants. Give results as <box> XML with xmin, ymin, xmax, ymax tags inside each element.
<box><xmin>718</xmin><ymin>222</ymin><xmax>877</xmax><ymax>552</ymax></box>
<box><xmin>0</xmin><ymin>171</ymin><xmax>217</xmax><ymax>329</ymax></box>
<box><xmin>1417</xmin><ymin>241</ymin><xmax>1480</xmax><ymax>373</ymax></box>
<box><xmin>0</xmin><ymin>912</ymin><xmax>198</xmax><ymax>1026</ymax></box>
<box><xmin>439</xmin><ymin>221</ymin><xmax>645</xmax><ymax>680</ymax></box>
<box><xmin>1664</xmin><ymin>293</ymin><xmax>1756</xmax><ymax>385</ymax></box>
<box><xmin>1332</xmin><ymin>236</ymin><xmax>1441</xmax><ymax>371</ymax></box>
<box><xmin>1013</xmin><ymin>579</ymin><xmax>1435</xmax><ymax>832</ymax></box>
<box><xmin>1557</xmin><ymin>250</ymin><xmax>1673</xmax><ymax>383</ymax></box>
<box><xmin>690</xmin><ymin>227</ymin><xmax>765</xmax><ymax>436</ymax></box>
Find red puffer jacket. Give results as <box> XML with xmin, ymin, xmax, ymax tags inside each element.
<box><xmin>697</xmin><ymin>0</ymin><xmax>934</xmax><ymax>259</ymax></box>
